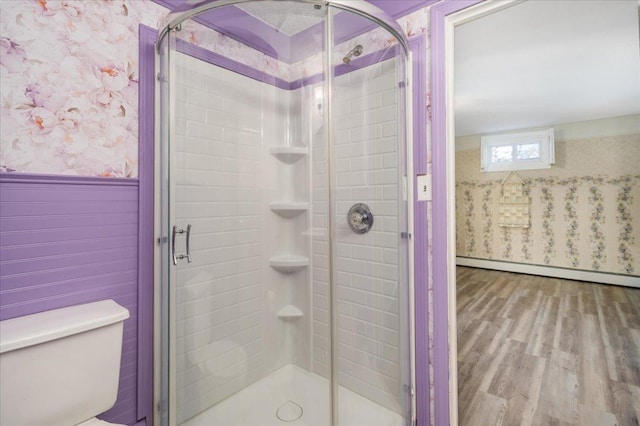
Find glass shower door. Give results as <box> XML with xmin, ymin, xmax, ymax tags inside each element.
<box><xmin>161</xmin><ymin>3</ymin><xmax>331</xmax><ymax>425</ymax></box>
<box><xmin>327</xmin><ymin>7</ymin><xmax>412</xmax><ymax>426</ymax></box>
<box><xmin>169</xmin><ymin>48</ymin><xmax>269</xmax><ymax>425</ymax></box>
<box><xmin>158</xmin><ymin>2</ymin><xmax>412</xmax><ymax>425</ymax></box>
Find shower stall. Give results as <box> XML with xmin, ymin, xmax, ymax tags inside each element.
<box><xmin>156</xmin><ymin>1</ymin><xmax>415</xmax><ymax>425</ymax></box>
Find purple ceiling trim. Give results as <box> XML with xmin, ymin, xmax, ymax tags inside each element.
<box><xmin>430</xmin><ymin>1</ymin><xmax>484</xmax><ymax>426</ymax></box>
<box><xmin>369</xmin><ymin>0</ymin><xmax>437</xmax><ymax>19</ymax></box>
<box><xmin>177</xmin><ymin>35</ymin><xmax>399</xmax><ymax>91</ymax></box>
<box><xmin>408</xmin><ymin>33</ymin><xmax>430</xmax><ymax>426</ymax></box>
<box><xmin>176</xmin><ymin>38</ymin><xmax>292</xmax><ymax>90</ymax></box>
<box><xmin>137</xmin><ymin>24</ymin><xmax>156</xmax><ymax>424</ymax></box>
<box><xmin>152</xmin><ymin>0</ymin><xmax>437</xmax><ymax>64</ymax></box>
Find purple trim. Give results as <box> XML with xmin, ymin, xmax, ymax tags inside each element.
<box><xmin>289</xmin><ymin>47</ymin><xmax>399</xmax><ymax>89</ymax></box>
<box><xmin>369</xmin><ymin>0</ymin><xmax>437</xmax><ymax>19</ymax></box>
<box><xmin>289</xmin><ymin>46</ymin><xmax>399</xmax><ymax>90</ymax></box>
<box><xmin>176</xmin><ymin>38</ymin><xmax>292</xmax><ymax>90</ymax></box>
<box><xmin>289</xmin><ymin>73</ymin><xmax>324</xmax><ymax>91</ymax></box>
<box><xmin>177</xmin><ymin>35</ymin><xmax>400</xmax><ymax>91</ymax></box>
<box><xmin>408</xmin><ymin>33</ymin><xmax>430</xmax><ymax>426</ymax></box>
<box><xmin>430</xmin><ymin>2</ymin><xmax>484</xmax><ymax>426</ymax></box>
<box><xmin>138</xmin><ymin>24</ymin><xmax>157</xmax><ymax>425</ymax></box>
<box><xmin>335</xmin><ymin>46</ymin><xmax>397</xmax><ymax>77</ymax></box>
<box><xmin>0</xmin><ymin>172</ymin><xmax>137</xmax><ymax>186</ymax></box>
<box><xmin>152</xmin><ymin>0</ymin><xmax>437</xmax><ymax>64</ymax></box>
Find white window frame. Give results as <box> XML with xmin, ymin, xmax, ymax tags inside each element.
<box><xmin>480</xmin><ymin>128</ymin><xmax>555</xmax><ymax>172</ymax></box>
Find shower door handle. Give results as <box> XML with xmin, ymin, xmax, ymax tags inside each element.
<box><xmin>184</xmin><ymin>224</ymin><xmax>192</xmax><ymax>263</ymax></box>
<box><xmin>171</xmin><ymin>225</ymin><xmax>193</xmax><ymax>265</ymax></box>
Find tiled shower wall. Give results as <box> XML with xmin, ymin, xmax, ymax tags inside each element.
<box><xmin>312</xmin><ymin>59</ymin><xmax>405</xmax><ymax>413</ymax></box>
<box><xmin>173</xmin><ymin>50</ymin><xmax>406</xmax><ymax>420</ymax></box>
<box><xmin>173</xmin><ymin>53</ymin><xmax>268</xmax><ymax>422</ymax></box>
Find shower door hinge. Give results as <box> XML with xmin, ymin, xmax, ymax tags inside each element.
<box><xmin>401</xmin><ymin>232</ymin><xmax>411</xmax><ymax>239</ymax></box>
<box><xmin>399</xmin><ymin>81</ymin><xmax>406</xmax><ymax>88</ymax></box>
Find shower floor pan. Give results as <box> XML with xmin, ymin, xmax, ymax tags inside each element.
<box><xmin>182</xmin><ymin>364</ymin><xmax>405</xmax><ymax>426</ymax></box>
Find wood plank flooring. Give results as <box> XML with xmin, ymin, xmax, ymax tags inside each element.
<box><xmin>457</xmin><ymin>266</ymin><xmax>640</xmax><ymax>426</ymax></box>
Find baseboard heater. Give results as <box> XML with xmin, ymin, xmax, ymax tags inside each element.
<box><xmin>456</xmin><ymin>257</ymin><xmax>639</xmax><ymax>288</ymax></box>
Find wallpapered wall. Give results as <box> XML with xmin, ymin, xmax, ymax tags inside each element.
<box><xmin>0</xmin><ymin>0</ymin><xmax>167</xmax><ymax>176</ymax></box>
<box><xmin>456</xmin><ymin>133</ymin><xmax>640</xmax><ymax>275</ymax></box>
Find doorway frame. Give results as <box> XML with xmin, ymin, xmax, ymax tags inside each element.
<box><xmin>429</xmin><ymin>1</ymin><xmax>522</xmax><ymax>424</ymax></box>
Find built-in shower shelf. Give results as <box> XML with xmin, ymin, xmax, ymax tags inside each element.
<box><xmin>277</xmin><ymin>305</ymin><xmax>303</xmax><ymax>321</ymax></box>
<box><xmin>269</xmin><ymin>255</ymin><xmax>309</xmax><ymax>273</ymax></box>
<box><xmin>270</xmin><ymin>147</ymin><xmax>308</xmax><ymax>163</ymax></box>
<box><xmin>270</xmin><ymin>202</ymin><xmax>309</xmax><ymax>218</ymax></box>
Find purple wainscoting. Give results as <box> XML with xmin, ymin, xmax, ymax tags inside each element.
<box><xmin>0</xmin><ymin>174</ymin><xmax>141</xmax><ymax>425</ymax></box>
<box><xmin>430</xmin><ymin>1</ymin><xmax>485</xmax><ymax>426</ymax></box>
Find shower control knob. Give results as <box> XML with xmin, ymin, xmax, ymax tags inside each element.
<box><xmin>348</xmin><ymin>203</ymin><xmax>374</xmax><ymax>234</ymax></box>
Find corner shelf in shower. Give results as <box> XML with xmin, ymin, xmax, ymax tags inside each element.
<box><xmin>270</xmin><ymin>147</ymin><xmax>308</xmax><ymax>163</ymax></box>
<box><xmin>270</xmin><ymin>202</ymin><xmax>309</xmax><ymax>218</ymax></box>
<box><xmin>269</xmin><ymin>255</ymin><xmax>309</xmax><ymax>273</ymax></box>
<box><xmin>277</xmin><ymin>305</ymin><xmax>303</xmax><ymax>321</ymax></box>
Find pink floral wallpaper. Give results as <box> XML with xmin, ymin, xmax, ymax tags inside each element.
<box><xmin>0</xmin><ymin>0</ymin><xmax>168</xmax><ymax>177</ymax></box>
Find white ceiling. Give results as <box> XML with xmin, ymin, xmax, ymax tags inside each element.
<box><xmin>454</xmin><ymin>0</ymin><xmax>640</xmax><ymax>137</ymax></box>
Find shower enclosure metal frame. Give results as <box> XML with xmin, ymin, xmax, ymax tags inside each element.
<box><xmin>156</xmin><ymin>1</ymin><xmax>417</xmax><ymax>425</ymax></box>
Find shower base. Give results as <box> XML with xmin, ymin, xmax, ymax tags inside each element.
<box><xmin>181</xmin><ymin>364</ymin><xmax>406</xmax><ymax>426</ymax></box>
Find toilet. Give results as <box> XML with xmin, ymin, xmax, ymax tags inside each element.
<box><xmin>0</xmin><ymin>299</ymin><xmax>130</xmax><ymax>426</ymax></box>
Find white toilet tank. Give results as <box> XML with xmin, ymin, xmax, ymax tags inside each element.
<box><xmin>0</xmin><ymin>300</ymin><xmax>130</xmax><ymax>426</ymax></box>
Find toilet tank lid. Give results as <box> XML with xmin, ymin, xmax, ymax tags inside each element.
<box><xmin>0</xmin><ymin>300</ymin><xmax>130</xmax><ymax>354</ymax></box>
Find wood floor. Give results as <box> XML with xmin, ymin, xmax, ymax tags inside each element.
<box><xmin>456</xmin><ymin>266</ymin><xmax>640</xmax><ymax>426</ymax></box>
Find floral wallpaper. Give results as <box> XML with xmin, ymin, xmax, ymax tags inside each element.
<box><xmin>456</xmin><ymin>134</ymin><xmax>640</xmax><ymax>276</ymax></box>
<box><xmin>0</xmin><ymin>0</ymin><xmax>168</xmax><ymax>177</ymax></box>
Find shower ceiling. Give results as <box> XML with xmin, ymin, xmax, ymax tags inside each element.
<box><xmin>153</xmin><ymin>0</ymin><xmax>436</xmax><ymax>63</ymax></box>
<box><xmin>236</xmin><ymin>2</ymin><xmax>324</xmax><ymax>36</ymax></box>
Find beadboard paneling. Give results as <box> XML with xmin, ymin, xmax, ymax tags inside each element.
<box><xmin>0</xmin><ymin>174</ymin><xmax>141</xmax><ymax>425</ymax></box>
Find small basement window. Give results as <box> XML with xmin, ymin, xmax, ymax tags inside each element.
<box><xmin>481</xmin><ymin>128</ymin><xmax>555</xmax><ymax>172</ymax></box>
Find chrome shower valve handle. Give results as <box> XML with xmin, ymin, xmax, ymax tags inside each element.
<box><xmin>348</xmin><ymin>203</ymin><xmax>374</xmax><ymax>234</ymax></box>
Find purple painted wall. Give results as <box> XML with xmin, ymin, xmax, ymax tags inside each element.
<box><xmin>0</xmin><ymin>174</ymin><xmax>141</xmax><ymax>424</ymax></box>
<box><xmin>430</xmin><ymin>1</ymin><xmax>484</xmax><ymax>425</ymax></box>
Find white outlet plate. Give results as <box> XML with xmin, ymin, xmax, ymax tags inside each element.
<box><xmin>417</xmin><ymin>174</ymin><xmax>432</xmax><ymax>201</ymax></box>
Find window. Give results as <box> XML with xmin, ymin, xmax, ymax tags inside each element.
<box><xmin>481</xmin><ymin>128</ymin><xmax>555</xmax><ymax>172</ymax></box>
